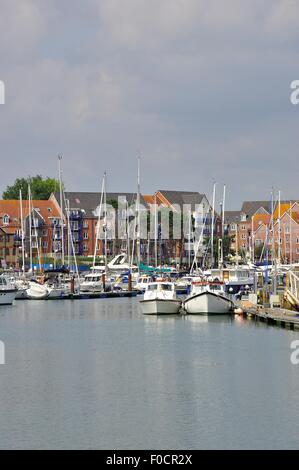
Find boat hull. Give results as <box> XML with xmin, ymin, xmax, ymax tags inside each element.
<box><xmin>140</xmin><ymin>299</ymin><xmax>181</xmax><ymax>315</ymax></box>
<box><xmin>26</xmin><ymin>283</ymin><xmax>49</xmax><ymax>300</ymax></box>
<box><xmin>0</xmin><ymin>289</ymin><xmax>17</xmax><ymax>305</ymax></box>
<box><xmin>184</xmin><ymin>292</ymin><xmax>233</xmax><ymax>315</ymax></box>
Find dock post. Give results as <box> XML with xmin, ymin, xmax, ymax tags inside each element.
<box><xmin>128</xmin><ymin>273</ymin><xmax>132</xmax><ymax>292</ymax></box>
<box><xmin>102</xmin><ymin>273</ymin><xmax>106</xmax><ymax>292</ymax></box>
<box><xmin>70</xmin><ymin>276</ymin><xmax>75</xmax><ymax>294</ymax></box>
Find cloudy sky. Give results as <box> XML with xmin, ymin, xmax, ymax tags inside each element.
<box><xmin>0</xmin><ymin>0</ymin><xmax>298</xmax><ymax>209</ymax></box>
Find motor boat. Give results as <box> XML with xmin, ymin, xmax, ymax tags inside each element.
<box><xmin>183</xmin><ymin>279</ymin><xmax>234</xmax><ymax>315</ymax></box>
<box><xmin>134</xmin><ymin>275</ymin><xmax>153</xmax><ymax>293</ymax></box>
<box><xmin>175</xmin><ymin>275</ymin><xmax>203</xmax><ymax>295</ymax></box>
<box><xmin>140</xmin><ymin>282</ymin><xmax>182</xmax><ymax>315</ymax></box>
<box><xmin>206</xmin><ymin>267</ymin><xmax>255</xmax><ymax>295</ymax></box>
<box><xmin>0</xmin><ymin>275</ymin><xmax>17</xmax><ymax>305</ymax></box>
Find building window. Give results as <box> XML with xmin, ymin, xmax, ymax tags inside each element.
<box><xmin>296</xmin><ymin>238</ymin><xmax>299</xmax><ymax>245</ymax></box>
<box><xmin>83</xmin><ymin>243</ymin><xmax>88</xmax><ymax>252</ymax></box>
<box><xmin>296</xmin><ymin>248</ymin><xmax>299</xmax><ymax>255</ymax></box>
<box><xmin>83</xmin><ymin>232</ymin><xmax>88</xmax><ymax>240</ymax></box>
<box><xmin>42</xmin><ymin>230</ymin><xmax>48</xmax><ymax>237</ymax></box>
<box><xmin>230</xmin><ymin>224</ymin><xmax>236</xmax><ymax>231</ymax></box>
<box><xmin>3</xmin><ymin>214</ymin><xmax>9</xmax><ymax>225</ymax></box>
<box><xmin>72</xmin><ymin>221</ymin><xmax>79</xmax><ymax>230</ymax></box>
<box><xmin>241</xmin><ymin>225</ymin><xmax>246</xmax><ymax>231</ymax></box>
<box><xmin>48</xmin><ymin>207</ymin><xmax>52</xmax><ymax>213</ymax></box>
<box><xmin>83</xmin><ymin>220</ymin><xmax>88</xmax><ymax>228</ymax></box>
<box><xmin>242</xmin><ymin>243</ymin><xmax>246</xmax><ymax>248</ymax></box>
<box><xmin>241</xmin><ymin>234</ymin><xmax>246</xmax><ymax>240</ymax></box>
<box><xmin>42</xmin><ymin>241</ymin><xmax>48</xmax><ymax>249</ymax></box>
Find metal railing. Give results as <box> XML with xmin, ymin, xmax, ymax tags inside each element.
<box><xmin>288</xmin><ymin>270</ymin><xmax>299</xmax><ymax>305</ymax></box>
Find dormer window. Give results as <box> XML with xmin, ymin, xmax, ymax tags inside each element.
<box><xmin>3</xmin><ymin>214</ymin><xmax>9</xmax><ymax>225</ymax></box>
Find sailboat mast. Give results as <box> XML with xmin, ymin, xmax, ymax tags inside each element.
<box><xmin>28</xmin><ymin>185</ymin><xmax>33</xmax><ymax>272</ymax></box>
<box><xmin>290</xmin><ymin>201</ymin><xmax>293</xmax><ymax>265</ymax></box>
<box><xmin>19</xmin><ymin>189</ymin><xmax>25</xmax><ymax>274</ymax></box>
<box><xmin>211</xmin><ymin>183</ymin><xmax>216</xmax><ymax>268</ymax></box>
<box><xmin>137</xmin><ymin>156</ymin><xmax>141</xmax><ymax>269</ymax></box>
<box><xmin>104</xmin><ymin>172</ymin><xmax>108</xmax><ymax>273</ymax></box>
<box><xmin>154</xmin><ymin>194</ymin><xmax>158</xmax><ymax>268</ymax></box>
<box><xmin>278</xmin><ymin>190</ymin><xmax>281</xmax><ymax>265</ymax></box>
<box><xmin>58</xmin><ymin>155</ymin><xmax>65</xmax><ymax>265</ymax></box>
<box><xmin>92</xmin><ymin>176</ymin><xmax>105</xmax><ymax>270</ymax></box>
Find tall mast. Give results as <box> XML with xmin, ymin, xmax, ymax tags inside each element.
<box><xmin>252</xmin><ymin>214</ymin><xmax>255</xmax><ymax>264</ymax></box>
<box><xmin>211</xmin><ymin>183</ymin><xmax>216</xmax><ymax>268</ymax></box>
<box><xmin>188</xmin><ymin>209</ymin><xmax>191</xmax><ymax>270</ymax></box>
<box><xmin>19</xmin><ymin>189</ymin><xmax>25</xmax><ymax>274</ymax></box>
<box><xmin>58</xmin><ymin>155</ymin><xmax>65</xmax><ymax>265</ymax></box>
<box><xmin>104</xmin><ymin>172</ymin><xmax>108</xmax><ymax>273</ymax></box>
<box><xmin>220</xmin><ymin>184</ymin><xmax>226</xmax><ymax>269</ymax></box>
<box><xmin>154</xmin><ymin>194</ymin><xmax>158</xmax><ymax>268</ymax></box>
<box><xmin>137</xmin><ymin>156</ymin><xmax>141</xmax><ymax>269</ymax></box>
<box><xmin>290</xmin><ymin>201</ymin><xmax>293</xmax><ymax>265</ymax></box>
<box><xmin>93</xmin><ymin>175</ymin><xmax>105</xmax><ymax>270</ymax></box>
<box><xmin>271</xmin><ymin>190</ymin><xmax>275</xmax><ymax>265</ymax></box>
<box><xmin>28</xmin><ymin>185</ymin><xmax>33</xmax><ymax>272</ymax></box>
<box><xmin>236</xmin><ymin>223</ymin><xmax>239</xmax><ymax>267</ymax></box>
<box><xmin>278</xmin><ymin>190</ymin><xmax>281</xmax><ymax>265</ymax></box>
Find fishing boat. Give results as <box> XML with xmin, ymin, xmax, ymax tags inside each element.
<box><xmin>183</xmin><ymin>279</ymin><xmax>234</xmax><ymax>315</ymax></box>
<box><xmin>0</xmin><ymin>276</ymin><xmax>17</xmax><ymax>305</ymax></box>
<box><xmin>140</xmin><ymin>282</ymin><xmax>182</xmax><ymax>315</ymax></box>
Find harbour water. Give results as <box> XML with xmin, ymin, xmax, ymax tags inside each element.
<box><xmin>0</xmin><ymin>298</ymin><xmax>299</xmax><ymax>450</ymax></box>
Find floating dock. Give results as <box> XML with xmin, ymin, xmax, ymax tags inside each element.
<box><xmin>238</xmin><ymin>301</ymin><xmax>299</xmax><ymax>330</ymax></box>
<box><xmin>17</xmin><ymin>290</ymin><xmax>139</xmax><ymax>301</ymax></box>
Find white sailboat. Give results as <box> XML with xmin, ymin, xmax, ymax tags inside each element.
<box><xmin>140</xmin><ymin>282</ymin><xmax>181</xmax><ymax>315</ymax></box>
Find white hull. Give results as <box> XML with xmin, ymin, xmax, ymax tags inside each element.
<box><xmin>0</xmin><ymin>290</ymin><xmax>17</xmax><ymax>305</ymax></box>
<box><xmin>140</xmin><ymin>299</ymin><xmax>181</xmax><ymax>315</ymax></box>
<box><xmin>26</xmin><ymin>283</ymin><xmax>49</xmax><ymax>300</ymax></box>
<box><xmin>184</xmin><ymin>292</ymin><xmax>233</xmax><ymax>315</ymax></box>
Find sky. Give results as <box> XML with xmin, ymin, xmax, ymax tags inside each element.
<box><xmin>0</xmin><ymin>0</ymin><xmax>299</xmax><ymax>210</ymax></box>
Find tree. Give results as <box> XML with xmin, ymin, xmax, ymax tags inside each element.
<box><xmin>2</xmin><ymin>175</ymin><xmax>60</xmax><ymax>200</ymax></box>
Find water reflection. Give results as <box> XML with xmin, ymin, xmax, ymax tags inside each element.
<box><xmin>0</xmin><ymin>298</ymin><xmax>298</xmax><ymax>449</ymax></box>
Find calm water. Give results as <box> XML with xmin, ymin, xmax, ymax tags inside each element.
<box><xmin>0</xmin><ymin>298</ymin><xmax>298</xmax><ymax>450</ymax></box>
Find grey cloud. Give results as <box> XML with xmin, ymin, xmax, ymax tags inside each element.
<box><xmin>0</xmin><ymin>0</ymin><xmax>299</xmax><ymax>209</ymax></box>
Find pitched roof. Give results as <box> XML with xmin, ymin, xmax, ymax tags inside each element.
<box><xmin>224</xmin><ymin>211</ymin><xmax>241</xmax><ymax>224</ymax></box>
<box><xmin>156</xmin><ymin>190</ymin><xmax>206</xmax><ymax>209</ymax></box>
<box><xmin>241</xmin><ymin>200</ymin><xmax>299</xmax><ymax>218</ymax></box>
<box><xmin>54</xmin><ymin>192</ymin><xmax>147</xmax><ymax>217</ymax></box>
<box><xmin>241</xmin><ymin>201</ymin><xmax>271</xmax><ymax>217</ymax></box>
<box><xmin>0</xmin><ymin>200</ymin><xmax>60</xmax><ymax>227</ymax></box>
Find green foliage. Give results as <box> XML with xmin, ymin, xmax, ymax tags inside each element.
<box><xmin>2</xmin><ymin>175</ymin><xmax>60</xmax><ymax>200</ymax></box>
<box><xmin>107</xmin><ymin>199</ymin><xmax>118</xmax><ymax>210</ymax></box>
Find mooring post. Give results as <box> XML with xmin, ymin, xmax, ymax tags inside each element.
<box><xmin>128</xmin><ymin>273</ymin><xmax>132</xmax><ymax>292</ymax></box>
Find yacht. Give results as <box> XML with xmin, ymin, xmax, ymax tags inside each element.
<box><xmin>206</xmin><ymin>267</ymin><xmax>255</xmax><ymax>295</ymax></box>
<box><xmin>140</xmin><ymin>282</ymin><xmax>182</xmax><ymax>315</ymax></box>
<box><xmin>183</xmin><ymin>279</ymin><xmax>234</xmax><ymax>315</ymax></box>
<box><xmin>0</xmin><ymin>276</ymin><xmax>18</xmax><ymax>305</ymax></box>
